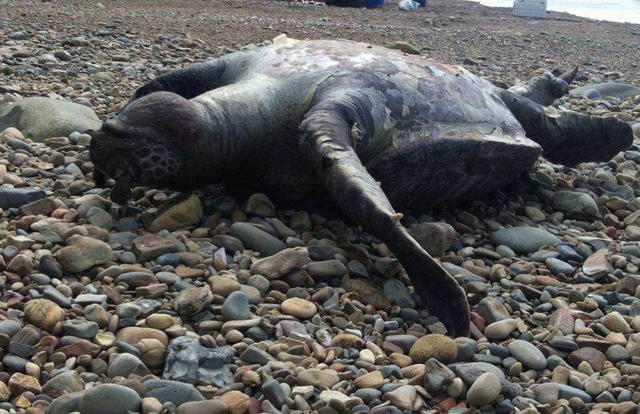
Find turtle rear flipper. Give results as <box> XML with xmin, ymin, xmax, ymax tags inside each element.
<box><xmin>507</xmin><ymin>67</ymin><xmax>578</xmax><ymax>106</ymax></box>
<box><xmin>300</xmin><ymin>93</ymin><xmax>470</xmax><ymax>337</ymax></box>
<box><xmin>501</xmin><ymin>90</ymin><xmax>633</xmax><ymax>166</ymax></box>
<box><xmin>542</xmin><ymin>115</ymin><xmax>633</xmax><ymax>166</ymax></box>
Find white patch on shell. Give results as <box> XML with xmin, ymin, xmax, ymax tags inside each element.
<box><xmin>278</xmin><ymin>47</ymin><xmax>341</xmax><ymax>72</ymax></box>
<box><xmin>344</xmin><ymin>53</ymin><xmax>379</xmax><ymax>70</ymax></box>
<box><xmin>544</xmin><ymin>106</ymin><xmax>562</xmax><ymax>119</ymax></box>
<box><xmin>272</xmin><ymin>34</ymin><xmax>300</xmax><ymax>46</ymax></box>
<box><xmin>510</xmin><ymin>85</ymin><xmax>529</xmax><ymax>95</ymax></box>
<box><xmin>383</xmin><ymin>107</ymin><xmax>396</xmax><ymax>131</ymax></box>
<box><xmin>350</xmin><ymin>122</ymin><xmax>363</xmax><ymax>145</ymax></box>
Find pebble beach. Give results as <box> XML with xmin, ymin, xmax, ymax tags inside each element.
<box><xmin>1</xmin><ymin>0</ymin><xmax>640</xmax><ymax>414</ymax></box>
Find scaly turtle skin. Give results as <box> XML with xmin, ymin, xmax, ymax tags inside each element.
<box><xmin>89</xmin><ymin>38</ymin><xmax>633</xmax><ymax>337</ymax></box>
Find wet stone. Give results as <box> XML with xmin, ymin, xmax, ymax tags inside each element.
<box><xmin>221</xmin><ymin>290</ymin><xmax>250</xmax><ymax>321</ymax></box>
<box><xmin>454</xmin><ymin>337</ymin><xmax>477</xmax><ymax>361</ymax></box>
<box><xmin>342</xmin><ymin>277</ymin><xmax>391</xmax><ymax>309</ymax></box>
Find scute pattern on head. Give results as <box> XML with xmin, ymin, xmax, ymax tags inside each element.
<box><xmin>132</xmin><ymin>143</ymin><xmax>183</xmax><ymax>182</ymax></box>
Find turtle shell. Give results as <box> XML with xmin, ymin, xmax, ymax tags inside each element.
<box><xmin>236</xmin><ymin>39</ymin><xmax>543</xmax><ymax>208</ymax></box>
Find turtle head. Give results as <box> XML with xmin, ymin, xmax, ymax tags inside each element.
<box><xmin>89</xmin><ymin>92</ymin><xmax>201</xmax><ymax>204</ymax></box>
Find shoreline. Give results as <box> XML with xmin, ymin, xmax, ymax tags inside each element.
<box><xmin>464</xmin><ymin>0</ymin><xmax>640</xmax><ymax>25</ymax></box>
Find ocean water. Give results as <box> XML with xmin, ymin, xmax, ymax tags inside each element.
<box><xmin>470</xmin><ymin>0</ymin><xmax>640</xmax><ymax>24</ymax></box>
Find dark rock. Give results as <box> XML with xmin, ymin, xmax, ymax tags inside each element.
<box><xmin>114</xmin><ymin>272</ymin><xmax>158</xmax><ymax>288</ymax></box>
<box><xmin>63</xmin><ymin>321</ymin><xmax>99</xmax><ymax>339</ymax></box>
<box><xmin>42</xmin><ymin>370</ymin><xmax>85</xmax><ymax>398</ymax></box>
<box><xmin>229</xmin><ymin>222</ymin><xmax>286</xmax><ymax>257</ymax></box>
<box><xmin>221</xmin><ymin>291</ymin><xmax>250</xmax><ymax>321</ymax></box>
<box><xmin>240</xmin><ymin>345</ymin><xmax>274</xmax><ymax>365</ymax></box>
<box><xmin>0</xmin><ymin>188</ymin><xmax>46</xmax><ymax>209</ymax></box>
<box><xmin>108</xmin><ymin>353</ymin><xmax>151</xmax><ymax>378</ymax></box>
<box><xmin>143</xmin><ymin>379</ymin><xmax>205</xmax><ymax>406</ymax></box>
<box><xmin>262</xmin><ymin>379</ymin><xmax>285</xmax><ymax>408</ymax></box>
<box><xmin>491</xmin><ymin>227</ymin><xmax>561</xmax><ymax>254</ymax></box>
<box><xmin>47</xmin><ymin>391</ymin><xmax>83</xmax><ymax>414</ymax></box>
<box><xmin>78</xmin><ymin>383</ymin><xmax>142</xmax><ymax>414</ymax></box>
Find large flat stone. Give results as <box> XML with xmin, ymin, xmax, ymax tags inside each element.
<box><xmin>0</xmin><ymin>97</ymin><xmax>101</xmax><ymax>140</ymax></box>
<box><xmin>491</xmin><ymin>227</ymin><xmax>561</xmax><ymax>254</ymax></box>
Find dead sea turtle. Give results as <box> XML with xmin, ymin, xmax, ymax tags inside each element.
<box><xmin>89</xmin><ymin>37</ymin><xmax>633</xmax><ymax>337</ymax></box>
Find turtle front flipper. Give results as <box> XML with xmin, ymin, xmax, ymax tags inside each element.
<box><xmin>300</xmin><ymin>96</ymin><xmax>470</xmax><ymax>337</ymax></box>
<box><xmin>130</xmin><ymin>57</ymin><xmax>229</xmax><ymax>103</ymax></box>
<box><xmin>500</xmin><ymin>90</ymin><xmax>633</xmax><ymax>166</ymax></box>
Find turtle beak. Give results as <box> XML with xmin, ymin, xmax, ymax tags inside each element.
<box><xmin>111</xmin><ymin>168</ymin><xmax>132</xmax><ymax>205</ymax></box>
<box><xmin>89</xmin><ymin>130</ymin><xmax>134</xmax><ymax>206</ymax></box>
<box><xmin>88</xmin><ymin>129</ymin><xmax>112</xmax><ymax>189</ymax></box>
<box><xmin>94</xmin><ymin>169</ymin><xmax>107</xmax><ymax>188</ymax></box>
<box><xmin>559</xmin><ymin>67</ymin><xmax>579</xmax><ymax>85</ymax></box>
